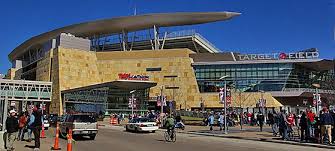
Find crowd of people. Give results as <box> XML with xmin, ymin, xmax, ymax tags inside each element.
<box><xmin>267</xmin><ymin>107</ymin><xmax>335</xmax><ymax>145</ymax></box>
<box><xmin>5</xmin><ymin>105</ymin><xmax>44</xmax><ymax>151</ymax></box>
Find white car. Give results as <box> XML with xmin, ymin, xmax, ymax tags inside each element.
<box><xmin>125</xmin><ymin>118</ymin><xmax>158</xmax><ymax>133</ymax></box>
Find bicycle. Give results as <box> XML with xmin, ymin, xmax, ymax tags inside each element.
<box><xmin>164</xmin><ymin>128</ymin><xmax>176</xmax><ymax>142</ymax></box>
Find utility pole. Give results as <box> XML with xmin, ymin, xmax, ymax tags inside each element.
<box><xmin>160</xmin><ymin>86</ymin><xmax>164</xmax><ymax>114</ymax></box>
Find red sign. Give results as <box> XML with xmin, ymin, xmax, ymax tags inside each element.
<box><xmin>219</xmin><ymin>88</ymin><xmax>232</xmax><ymax>107</ymax></box>
<box><xmin>118</xmin><ymin>73</ymin><xmax>149</xmax><ymax>81</ymax></box>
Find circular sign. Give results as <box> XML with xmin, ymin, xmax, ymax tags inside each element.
<box><xmin>279</xmin><ymin>53</ymin><xmax>287</xmax><ymax>59</ymax></box>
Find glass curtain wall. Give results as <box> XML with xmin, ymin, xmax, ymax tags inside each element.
<box><xmin>194</xmin><ymin>63</ymin><xmax>296</xmax><ymax>92</ymax></box>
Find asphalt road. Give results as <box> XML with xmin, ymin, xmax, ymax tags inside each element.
<box><xmin>59</xmin><ymin>126</ymin><xmax>333</xmax><ymax>151</ymax></box>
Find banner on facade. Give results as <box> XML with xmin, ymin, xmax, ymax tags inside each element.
<box><xmin>257</xmin><ymin>98</ymin><xmax>266</xmax><ymax>108</ymax></box>
<box><xmin>128</xmin><ymin>97</ymin><xmax>137</xmax><ymax>108</ymax></box>
<box><xmin>157</xmin><ymin>95</ymin><xmax>167</xmax><ymax>106</ymax></box>
<box><xmin>219</xmin><ymin>88</ymin><xmax>232</xmax><ymax>107</ymax></box>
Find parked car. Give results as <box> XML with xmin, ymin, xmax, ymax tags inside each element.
<box><xmin>125</xmin><ymin>118</ymin><xmax>158</xmax><ymax>133</ymax></box>
<box><xmin>60</xmin><ymin>114</ymin><xmax>98</xmax><ymax>140</ymax></box>
<box><xmin>49</xmin><ymin>114</ymin><xmax>58</xmax><ymax>126</ymax></box>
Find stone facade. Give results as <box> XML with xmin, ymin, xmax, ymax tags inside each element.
<box><xmin>13</xmin><ymin>47</ymin><xmax>280</xmax><ymax>114</ymax></box>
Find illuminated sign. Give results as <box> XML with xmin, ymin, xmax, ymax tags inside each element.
<box><xmin>238</xmin><ymin>50</ymin><xmax>319</xmax><ymax>61</ymax></box>
<box><xmin>118</xmin><ymin>73</ymin><xmax>149</xmax><ymax>81</ymax></box>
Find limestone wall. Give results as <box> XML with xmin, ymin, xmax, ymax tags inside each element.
<box><xmin>96</xmin><ymin>49</ymin><xmax>201</xmax><ymax>110</ymax></box>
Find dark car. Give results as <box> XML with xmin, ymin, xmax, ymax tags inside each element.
<box><xmin>49</xmin><ymin>114</ymin><xmax>58</xmax><ymax>126</ymax></box>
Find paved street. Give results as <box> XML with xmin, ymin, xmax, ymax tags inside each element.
<box><xmin>57</xmin><ymin>126</ymin><xmax>333</xmax><ymax>151</ymax></box>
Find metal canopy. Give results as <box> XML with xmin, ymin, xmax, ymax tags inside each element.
<box><xmin>9</xmin><ymin>11</ymin><xmax>240</xmax><ymax>61</ymax></box>
<box><xmin>62</xmin><ymin>80</ymin><xmax>157</xmax><ymax>94</ymax></box>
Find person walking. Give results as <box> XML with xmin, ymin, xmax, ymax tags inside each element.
<box><xmin>208</xmin><ymin>113</ymin><xmax>214</xmax><ymax>131</ymax></box>
<box><xmin>287</xmin><ymin>112</ymin><xmax>295</xmax><ymax>136</ymax></box>
<box><xmin>219</xmin><ymin>112</ymin><xmax>224</xmax><ymax>131</ymax></box>
<box><xmin>6</xmin><ymin>109</ymin><xmax>19</xmax><ymax>151</ymax></box>
<box><xmin>257</xmin><ymin>112</ymin><xmax>265</xmax><ymax>132</ymax></box>
<box><xmin>306</xmin><ymin>109</ymin><xmax>316</xmax><ymax>142</ymax></box>
<box><xmin>18</xmin><ymin>112</ymin><xmax>28</xmax><ymax>141</ymax></box>
<box><xmin>331</xmin><ymin>109</ymin><xmax>335</xmax><ymax>144</ymax></box>
<box><xmin>299</xmin><ymin>111</ymin><xmax>308</xmax><ymax>142</ymax></box>
<box><xmin>278</xmin><ymin>110</ymin><xmax>289</xmax><ymax>140</ymax></box>
<box><xmin>27</xmin><ymin>110</ymin><xmax>35</xmax><ymax>142</ymax></box>
<box><xmin>320</xmin><ymin>107</ymin><xmax>334</xmax><ymax>145</ymax></box>
<box><xmin>32</xmin><ymin>107</ymin><xmax>43</xmax><ymax>151</ymax></box>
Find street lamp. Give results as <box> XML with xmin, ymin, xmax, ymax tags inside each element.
<box><xmin>130</xmin><ymin>90</ymin><xmax>136</xmax><ymax>118</ymax></box>
<box><xmin>219</xmin><ymin>75</ymin><xmax>229</xmax><ymax>134</ymax></box>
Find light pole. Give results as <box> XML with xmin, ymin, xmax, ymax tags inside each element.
<box><xmin>259</xmin><ymin>90</ymin><xmax>266</xmax><ymax>123</ymax></box>
<box><xmin>130</xmin><ymin>90</ymin><xmax>136</xmax><ymax>118</ymax></box>
<box><xmin>160</xmin><ymin>86</ymin><xmax>164</xmax><ymax>114</ymax></box>
<box><xmin>312</xmin><ymin>83</ymin><xmax>321</xmax><ymax>115</ymax></box>
<box><xmin>219</xmin><ymin>75</ymin><xmax>229</xmax><ymax>134</ymax></box>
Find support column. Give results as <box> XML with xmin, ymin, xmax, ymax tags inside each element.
<box><xmin>153</xmin><ymin>25</ymin><xmax>160</xmax><ymax>50</ymax></box>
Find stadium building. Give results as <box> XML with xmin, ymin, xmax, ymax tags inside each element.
<box><xmin>6</xmin><ymin>12</ymin><xmax>334</xmax><ymax>114</ymax></box>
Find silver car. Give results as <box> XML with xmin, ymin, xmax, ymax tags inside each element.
<box><xmin>60</xmin><ymin>114</ymin><xmax>98</xmax><ymax>140</ymax></box>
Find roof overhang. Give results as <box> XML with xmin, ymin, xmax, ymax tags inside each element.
<box><xmin>62</xmin><ymin>80</ymin><xmax>157</xmax><ymax>93</ymax></box>
<box><xmin>9</xmin><ymin>11</ymin><xmax>240</xmax><ymax>61</ymax></box>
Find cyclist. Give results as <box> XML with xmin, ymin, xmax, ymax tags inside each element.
<box><xmin>164</xmin><ymin>115</ymin><xmax>176</xmax><ymax>139</ymax></box>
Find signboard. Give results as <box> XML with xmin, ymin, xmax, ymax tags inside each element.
<box><xmin>238</xmin><ymin>49</ymin><xmax>319</xmax><ymax>61</ymax></box>
<box><xmin>257</xmin><ymin>99</ymin><xmax>266</xmax><ymax>108</ymax></box>
<box><xmin>313</xmin><ymin>93</ymin><xmax>321</xmax><ymax>107</ymax></box>
<box><xmin>118</xmin><ymin>73</ymin><xmax>149</xmax><ymax>81</ymax></box>
<box><xmin>226</xmin><ymin>88</ymin><xmax>232</xmax><ymax>107</ymax></box>
<box><xmin>219</xmin><ymin>88</ymin><xmax>232</xmax><ymax>107</ymax></box>
<box><xmin>157</xmin><ymin>95</ymin><xmax>167</xmax><ymax>106</ymax></box>
<box><xmin>128</xmin><ymin>98</ymin><xmax>137</xmax><ymax>108</ymax></box>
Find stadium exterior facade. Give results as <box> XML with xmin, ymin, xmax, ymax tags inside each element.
<box><xmin>6</xmin><ymin>12</ymin><xmax>334</xmax><ymax>114</ymax></box>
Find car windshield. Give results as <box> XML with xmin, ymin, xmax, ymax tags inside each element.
<box><xmin>73</xmin><ymin>115</ymin><xmax>97</xmax><ymax>123</ymax></box>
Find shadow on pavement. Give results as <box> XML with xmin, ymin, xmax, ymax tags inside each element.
<box><xmin>24</xmin><ymin>145</ymin><xmax>35</xmax><ymax>149</ymax></box>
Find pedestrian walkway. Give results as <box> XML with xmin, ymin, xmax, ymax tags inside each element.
<box><xmin>4</xmin><ymin>128</ymin><xmax>68</xmax><ymax>151</ymax></box>
<box><xmin>176</xmin><ymin>125</ymin><xmax>335</xmax><ymax>150</ymax></box>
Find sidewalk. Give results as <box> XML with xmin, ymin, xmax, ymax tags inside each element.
<box><xmin>176</xmin><ymin>125</ymin><xmax>335</xmax><ymax>150</ymax></box>
<box><xmin>5</xmin><ymin>128</ymin><xmax>67</xmax><ymax>151</ymax></box>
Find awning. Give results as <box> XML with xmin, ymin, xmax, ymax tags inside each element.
<box><xmin>62</xmin><ymin>80</ymin><xmax>157</xmax><ymax>93</ymax></box>
<box><xmin>200</xmin><ymin>92</ymin><xmax>283</xmax><ymax>108</ymax></box>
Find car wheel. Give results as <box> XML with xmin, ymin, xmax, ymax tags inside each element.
<box><xmin>126</xmin><ymin>126</ymin><xmax>130</xmax><ymax>132</ymax></box>
<box><xmin>135</xmin><ymin>127</ymin><xmax>139</xmax><ymax>132</ymax></box>
<box><xmin>90</xmin><ymin>134</ymin><xmax>96</xmax><ymax>140</ymax></box>
<box><xmin>151</xmin><ymin>130</ymin><xmax>155</xmax><ymax>133</ymax></box>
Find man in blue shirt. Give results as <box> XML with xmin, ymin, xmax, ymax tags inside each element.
<box><xmin>27</xmin><ymin>111</ymin><xmax>35</xmax><ymax>142</ymax></box>
<box><xmin>208</xmin><ymin>113</ymin><xmax>214</xmax><ymax>131</ymax></box>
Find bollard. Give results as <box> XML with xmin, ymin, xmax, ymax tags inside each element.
<box><xmin>40</xmin><ymin>124</ymin><xmax>46</xmax><ymax>138</ymax></box>
<box><xmin>51</xmin><ymin>123</ymin><xmax>61</xmax><ymax>150</ymax></box>
<box><xmin>67</xmin><ymin>129</ymin><xmax>73</xmax><ymax>151</ymax></box>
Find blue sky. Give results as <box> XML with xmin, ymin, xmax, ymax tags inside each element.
<box><xmin>0</xmin><ymin>0</ymin><xmax>334</xmax><ymax>73</ymax></box>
